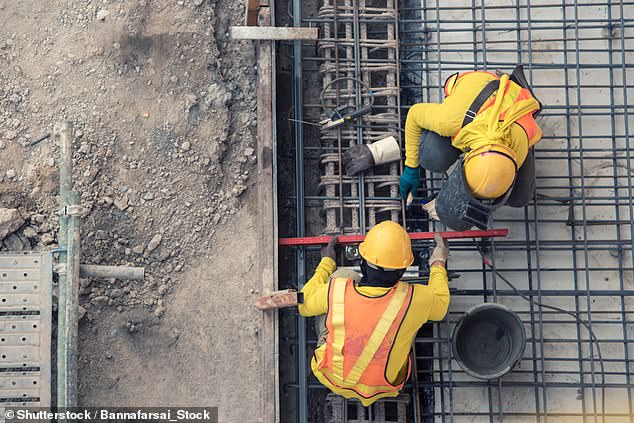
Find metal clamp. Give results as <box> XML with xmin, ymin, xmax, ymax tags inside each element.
<box><xmin>54</xmin><ymin>262</ymin><xmax>68</xmax><ymax>276</ymax></box>
<box><xmin>60</xmin><ymin>205</ymin><xmax>87</xmax><ymax>217</ymax></box>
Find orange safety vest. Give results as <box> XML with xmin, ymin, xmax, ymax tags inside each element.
<box><xmin>313</xmin><ymin>277</ymin><xmax>413</xmax><ymax>404</ymax></box>
<box><xmin>444</xmin><ymin>71</ymin><xmax>542</xmax><ymax>148</ymax></box>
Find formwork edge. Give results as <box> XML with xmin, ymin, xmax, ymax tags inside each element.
<box><xmin>256</xmin><ymin>5</ymin><xmax>279</xmax><ymax>423</ymax></box>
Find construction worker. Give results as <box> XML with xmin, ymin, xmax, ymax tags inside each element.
<box><xmin>299</xmin><ymin>221</ymin><xmax>450</xmax><ymax>406</ymax></box>
<box><xmin>341</xmin><ymin>66</ymin><xmax>541</xmax><ymax>231</ymax></box>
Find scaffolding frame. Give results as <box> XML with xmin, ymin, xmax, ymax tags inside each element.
<box><xmin>278</xmin><ymin>0</ymin><xmax>634</xmax><ymax>421</ymax></box>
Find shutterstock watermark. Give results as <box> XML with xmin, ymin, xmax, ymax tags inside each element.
<box><xmin>0</xmin><ymin>407</ymin><xmax>218</xmax><ymax>423</ymax></box>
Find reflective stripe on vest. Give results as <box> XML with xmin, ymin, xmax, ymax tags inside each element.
<box><xmin>449</xmin><ymin>72</ymin><xmax>541</xmax><ymax>147</ymax></box>
<box><xmin>318</xmin><ymin>277</ymin><xmax>412</xmax><ymax>398</ymax></box>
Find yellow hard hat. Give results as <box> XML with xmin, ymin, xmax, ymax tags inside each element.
<box><xmin>464</xmin><ymin>144</ymin><xmax>518</xmax><ymax>199</ymax></box>
<box><xmin>358</xmin><ymin>221</ymin><xmax>414</xmax><ymax>270</ymax></box>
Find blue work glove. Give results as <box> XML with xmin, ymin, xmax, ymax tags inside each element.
<box><xmin>399</xmin><ymin>166</ymin><xmax>420</xmax><ymax>200</ymax></box>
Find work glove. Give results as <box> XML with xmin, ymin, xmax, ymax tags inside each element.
<box><xmin>343</xmin><ymin>144</ymin><xmax>374</xmax><ymax>176</ymax></box>
<box><xmin>399</xmin><ymin>166</ymin><xmax>420</xmax><ymax>200</ymax></box>
<box><xmin>320</xmin><ymin>236</ymin><xmax>339</xmax><ymax>261</ymax></box>
<box><xmin>428</xmin><ymin>233</ymin><xmax>449</xmax><ymax>267</ymax></box>
<box><xmin>343</xmin><ymin>136</ymin><xmax>401</xmax><ymax>176</ymax></box>
<box><xmin>422</xmin><ymin>198</ymin><xmax>440</xmax><ymax>221</ymax></box>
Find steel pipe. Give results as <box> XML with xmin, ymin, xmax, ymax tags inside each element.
<box><xmin>79</xmin><ymin>265</ymin><xmax>145</xmax><ymax>280</ymax></box>
<box><xmin>55</xmin><ymin>121</ymin><xmax>74</xmax><ymax>414</ymax></box>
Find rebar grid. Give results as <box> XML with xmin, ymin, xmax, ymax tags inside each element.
<box><xmin>401</xmin><ymin>0</ymin><xmax>634</xmax><ymax>421</ymax></box>
<box><xmin>284</xmin><ymin>0</ymin><xmax>634</xmax><ymax>421</ymax></box>
<box><xmin>318</xmin><ymin>0</ymin><xmax>404</xmax><ymax>234</ymax></box>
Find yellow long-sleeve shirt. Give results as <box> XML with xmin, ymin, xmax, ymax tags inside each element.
<box><xmin>404</xmin><ymin>71</ymin><xmax>540</xmax><ymax>169</ymax></box>
<box><xmin>299</xmin><ymin>257</ymin><xmax>450</xmax><ymax>393</ymax></box>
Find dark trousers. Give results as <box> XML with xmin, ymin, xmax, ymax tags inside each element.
<box><xmin>506</xmin><ymin>147</ymin><xmax>536</xmax><ymax>207</ymax></box>
<box><xmin>418</xmin><ymin>130</ymin><xmax>536</xmax><ymax>207</ymax></box>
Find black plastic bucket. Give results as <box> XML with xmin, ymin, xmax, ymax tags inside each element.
<box><xmin>452</xmin><ymin>303</ymin><xmax>526</xmax><ymax>380</ymax></box>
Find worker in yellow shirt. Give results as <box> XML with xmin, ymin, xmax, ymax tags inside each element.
<box><xmin>397</xmin><ymin>66</ymin><xmax>542</xmax><ymax>230</ymax></box>
<box><xmin>299</xmin><ymin>221</ymin><xmax>450</xmax><ymax>406</ymax></box>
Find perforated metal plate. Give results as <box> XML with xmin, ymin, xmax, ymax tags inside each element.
<box><xmin>0</xmin><ymin>253</ymin><xmax>52</xmax><ymax>407</ymax></box>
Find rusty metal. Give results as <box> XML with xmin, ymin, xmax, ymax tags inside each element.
<box><xmin>318</xmin><ymin>0</ymin><xmax>402</xmax><ymax>234</ymax></box>
<box><xmin>245</xmin><ymin>0</ymin><xmax>259</xmax><ymax>26</ymax></box>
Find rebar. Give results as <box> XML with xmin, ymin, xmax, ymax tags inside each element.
<box><xmin>318</xmin><ymin>0</ymin><xmax>403</xmax><ymax>234</ymax></box>
<box><xmin>291</xmin><ymin>0</ymin><xmax>309</xmax><ymax>420</ymax></box>
<box><xmin>282</xmin><ymin>0</ymin><xmax>634</xmax><ymax>421</ymax></box>
<box><xmin>403</xmin><ymin>0</ymin><xmax>634</xmax><ymax>420</ymax></box>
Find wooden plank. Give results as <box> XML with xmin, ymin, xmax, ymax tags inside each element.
<box><xmin>245</xmin><ymin>0</ymin><xmax>259</xmax><ymax>26</ymax></box>
<box><xmin>256</xmin><ymin>6</ymin><xmax>279</xmax><ymax>423</ymax></box>
<box><xmin>256</xmin><ymin>290</ymin><xmax>301</xmax><ymax>310</ymax></box>
<box><xmin>230</xmin><ymin>26</ymin><xmax>318</xmax><ymax>41</ymax></box>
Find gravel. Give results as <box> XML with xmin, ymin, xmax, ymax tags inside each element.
<box><xmin>146</xmin><ymin>234</ymin><xmax>163</xmax><ymax>253</ymax></box>
<box><xmin>0</xmin><ymin>0</ymin><xmax>257</xmax><ymax>322</ymax></box>
<box><xmin>0</xmin><ymin>208</ymin><xmax>24</xmax><ymax>240</ymax></box>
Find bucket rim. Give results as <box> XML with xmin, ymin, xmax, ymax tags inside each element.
<box><xmin>452</xmin><ymin>302</ymin><xmax>527</xmax><ymax>380</ymax></box>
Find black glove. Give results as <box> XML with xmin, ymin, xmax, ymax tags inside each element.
<box><xmin>320</xmin><ymin>236</ymin><xmax>339</xmax><ymax>261</ymax></box>
<box><xmin>343</xmin><ymin>144</ymin><xmax>375</xmax><ymax>176</ymax></box>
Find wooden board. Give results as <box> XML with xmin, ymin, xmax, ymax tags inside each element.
<box><xmin>256</xmin><ymin>6</ymin><xmax>279</xmax><ymax>423</ymax></box>
<box><xmin>231</xmin><ymin>26</ymin><xmax>318</xmax><ymax>41</ymax></box>
<box><xmin>245</xmin><ymin>0</ymin><xmax>259</xmax><ymax>26</ymax></box>
<box><xmin>256</xmin><ymin>290</ymin><xmax>300</xmax><ymax>310</ymax></box>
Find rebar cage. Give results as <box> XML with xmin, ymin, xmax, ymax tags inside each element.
<box><xmin>277</xmin><ymin>0</ymin><xmax>634</xmax><ymax>421</ymax></box>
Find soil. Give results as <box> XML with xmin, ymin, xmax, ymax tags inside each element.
<box><xmin>0</xmin><ymin>0</ymin><xmax>262</xmax><ymax>419</ymax></box>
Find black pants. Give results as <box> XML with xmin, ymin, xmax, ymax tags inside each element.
<box><xmin>418</xmin><ymin>130</ymin><xmax>536</xmax><ymax>207</ymax></box>
<box><xmin>506</xmin><ymin>147</ymin><xmax>536</xmax><ymax>208</ymax></box>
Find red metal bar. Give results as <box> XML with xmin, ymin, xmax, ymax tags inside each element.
<box><xmin>279</xmin><ymin>228</ymin><xmax>509</xmax><ymax>246</ymax></box>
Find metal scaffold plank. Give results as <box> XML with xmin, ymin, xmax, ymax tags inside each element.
<box><xmin>0</xmin><ymin>373</ymin><xmax>42</xmax><ymax>390</ymax></box>
<box><xmin>0</xmin><ymin>317</ymin><xmax>42</xmax><ymax>333</ymax></box>
<box><xmin>0</xmin><ymin>347</ymin><xmax>41</xmax><ymax>366</ymax></box>
<box><xmin>0</xmin><ymin>281</ymin><xmax>40</xmax><ymax>294</ymax></box>
<box><xmin>0</xmin><ymin>252</ymin><xmax>52</xmax><ymax>407</ymax></box>
<box><xmin>0</xmin><ymin>294</ymin><xmax>41</xmax><ymax>309</ymax></box>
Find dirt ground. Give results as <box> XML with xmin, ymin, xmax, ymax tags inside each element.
<box><xmin>0</xmin><ymin>0</ymin><xmax>262</xmax><ymax>420</ymax></box>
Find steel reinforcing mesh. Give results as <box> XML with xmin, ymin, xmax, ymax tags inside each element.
<box><xmin>290</xmin><ymin>0</ymin><xmax>634</xmax><ymax>421</ymax></box>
